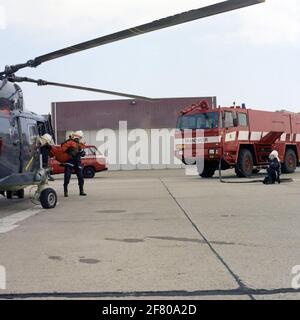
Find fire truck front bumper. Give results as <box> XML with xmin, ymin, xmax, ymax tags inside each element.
<box><xmin>175</xmin><ymin>147</ymin><xmax>222</xmax><ymax>163</ymax></box>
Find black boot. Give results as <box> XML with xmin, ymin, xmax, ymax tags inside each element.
<box><xmin>79</xmin><ymin>185</ymin><xmax>87</xmax><ymax>196</ymax></box>
<box><xmin>64</xmin><ymin>185</ymin><xmax>68</xmax><ymax>197</ymax></box>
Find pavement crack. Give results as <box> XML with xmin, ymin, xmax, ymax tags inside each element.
<box><xmin>159</xmin><ymin>178</ymin><xmax>255</xmax><ymax>300</ymax></box>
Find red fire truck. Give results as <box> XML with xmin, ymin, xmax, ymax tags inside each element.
<box><xmin>175</xmin><ymin>100</ymin><xmax>300</xmax><ymax>178</ymax></box>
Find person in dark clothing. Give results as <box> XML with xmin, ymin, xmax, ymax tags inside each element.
<box><xmin>263</xmin><ymin>150</ymin><xmax>281</xmax><ymax>185</ymax></box>
<box><xmin>61</xmin><ymin>131</ymin><xmax>87</xmax><ymax>197</ymax></box>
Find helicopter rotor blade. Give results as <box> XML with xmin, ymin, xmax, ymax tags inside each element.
<box><xmin>35</xmin><ymin>0</ymin><xmax>265</xmax><ymax>65</ymax></box>
<box><xmin>1</xmin><ymin>0</ymin><xmax>265</xmax><ymax>75</ymax></box>
<box><xmin>9</xmin><ymin>76</ymin><xmax>156</xmax><ymax>102</ymax></box>
<box><xmin>40</xmin><ymin>81</ymin><xmax>157</xmax><ymax>102</ymax></box>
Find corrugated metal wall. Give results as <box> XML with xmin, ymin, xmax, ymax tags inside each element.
<box><xmin>66</xmin><ymin>128</ymin><xmax>184</xmax><ymax>170</ymax></box>
<box><xmin>52</xmin><ymin>97</ymin><xmax>216</xmax><ymax>132</ymax></box>
<box><xmin>53</xmin><ymin>96</ymin><xmax>216</xmax><ymax>170</ymax></box>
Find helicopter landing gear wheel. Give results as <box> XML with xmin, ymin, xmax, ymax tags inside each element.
<box><xmin>17</xmin><ymin>189</ymin><xmax>25</xmax><ymax>199</ymax></box>
<box><xmin>6</xmin><ymin>191</ymin><xmax>13</xmax><ymax>200</ymax></box>
<box><xmin>40</xmin><ymin>188</ymin><xmax>57</xmax><ymax>209</ymax></box>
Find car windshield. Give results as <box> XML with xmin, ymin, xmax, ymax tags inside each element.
<box><xmin>177</xmin><ymin>112</ymin><xmax>219</xmax><ymax>130</ymax></box>
<box><xmin>85</xmin><ymin>147</ymin><xmax>101</xmax><ymax>156</ymax></box>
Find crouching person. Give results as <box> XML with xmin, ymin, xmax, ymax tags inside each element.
<box><xmin>263</xmin><ymin>150</ymin><xmax>281</xmax><ymax>185</ymax></box>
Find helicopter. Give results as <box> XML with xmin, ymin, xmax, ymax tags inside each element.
<box><xmin>0</xmin><ymin>0</ymin><xmax>265</xmax><ymax>209</ymax></box>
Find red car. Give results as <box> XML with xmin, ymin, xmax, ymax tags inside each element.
<box><xmin>50</xmin><ymin>145</ymin><xmax>107</xmax><ymax>178</ymax></box>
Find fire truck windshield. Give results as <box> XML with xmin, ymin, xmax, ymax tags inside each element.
<box><xmin>177</xmin><ymin>112</ymin><xmax>219</xmax><ymax>130</ymax></box>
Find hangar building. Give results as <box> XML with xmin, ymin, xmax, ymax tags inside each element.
<box><xmin>51</xmin><ymin>96</ymin><xmax>217</xmax><ymax>170</ymax></box>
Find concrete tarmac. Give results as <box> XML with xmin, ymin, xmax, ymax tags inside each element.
<box><xmin>0</xmin><ymin>169</ymin><xmax>300</xmax><ymax>300</ymax></box>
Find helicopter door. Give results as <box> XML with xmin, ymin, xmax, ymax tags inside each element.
<box><xmin>0</xmin><ymin>115</ymin><xmax>21</xmax><ymax>177</ymax></box>
<box><xmin>19</xmin><ymin>117</ymin><xmax>40</xmax><ymax>173</ymax></box>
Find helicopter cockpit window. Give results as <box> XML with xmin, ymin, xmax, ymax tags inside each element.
<box><xmin>28</xmin><ymin>124</ymin><xmax>39</xmax><ymax>145</ymax></box>
<box><xmin>0</xmin><ymin>81</ymin><xmax>24</xmax><ymax>111</ymax></box>
<box><xmin>0</xmin><ymin>98</ymin><xmax>13</xmax><ymax>111</ymax></box>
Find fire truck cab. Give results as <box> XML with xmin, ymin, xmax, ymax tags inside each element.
<box><xmin>175</xmin><ymin>101</ymin><xmax>300</xmax><ymax>178</ymax></box>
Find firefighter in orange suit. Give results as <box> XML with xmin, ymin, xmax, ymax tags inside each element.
<box><xmin>61</xmin><ymin>131</ymin><xmax>87</xmax><ymax>197</ymax></box>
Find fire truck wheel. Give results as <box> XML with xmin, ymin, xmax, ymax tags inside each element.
<box><xmin>182</xmin><ymin>158</ymin><xmax>196</xmax><ymax>165</ymax></box>
<box><xmin>282</xmin><ymin>149</ymin><xmax>297</xmax><ymax>174</ymax></box>
<box><xmin>235</xmin><ymin>149</ymin><xmax>254</xmax><ymax>178</ymax></box>
<box><xmin>200</xmin><ymin>164</ymin><xmax>216</xmax><ymax>178</ymax></box>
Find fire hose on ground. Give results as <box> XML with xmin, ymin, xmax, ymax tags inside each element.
<box><xmin>218</xmin><ymin>157</ymin><xmax>294</xmax><ymax>184</ymax></box>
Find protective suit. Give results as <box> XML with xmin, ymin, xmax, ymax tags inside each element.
<box><xmin>61</xmin><ymin>131</ymin><xmax>87</xmax><ymax>197</ymax></box>
<box><xmin>263</xmin><ymin>150</ymin><xmax>281</xmax><ymax>185</ymax></box>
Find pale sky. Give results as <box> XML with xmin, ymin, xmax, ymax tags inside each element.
<box><xmin>0</xmin><ymin>0</ymin><xmax>299</xmax><ymax>114</ymax></box>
